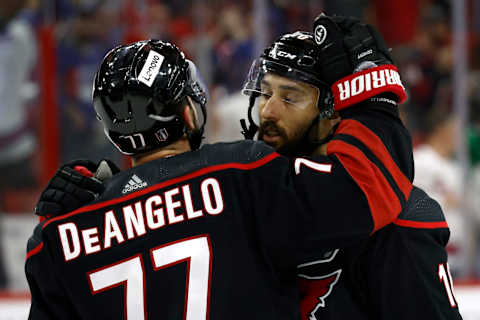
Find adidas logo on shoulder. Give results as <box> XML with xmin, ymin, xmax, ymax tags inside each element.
<box><xmin>122</xmin><ymin>174</ymin><xmax>148</xmax><ymax>194</ymax></box>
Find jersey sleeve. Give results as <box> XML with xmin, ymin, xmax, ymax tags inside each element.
<box><xmin>247</xmin><ymin>152</ymin><xmax>400</xmax><ymax>267</ymax></box>
<box><xmin>288</xmin><ymin>154</ymin><xmax>375</xmax><ymax>250</ymax></box>
<box><xmin>25</xmin><ymin>225</ymin><xmax>78</xmax><ymax>320</ymax></box>
<box><xmin>249</xmin><ymin>110</ymin><xmax>414</xmax><ymax>265</ymax></box>
<box><xmin>326</xmin><ymin>116</ymin><xmax>413</xmax><ymax>231</ymax></box>
<box><xmin>353</xmin><ymin>188</ymin><xmax>463</xmax><ymax>319</ymax></box>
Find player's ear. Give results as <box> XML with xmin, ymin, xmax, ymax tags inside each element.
<box><xmin>329</xmin><ymin>111</ymin><xmax>341</xmax><ymax>126</ymax></box>
<box><xmin>183</xmin><ymin>102</ymin><xmax>196</xmax><ymax>130</ymax></box>
<box><xmin>329</xmin><ymin>111</ymin><xmax>341</xmax><ymax>120</ymax></box>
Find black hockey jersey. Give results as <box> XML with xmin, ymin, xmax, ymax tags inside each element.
<box><xmin>25</xmin><ymin>139</ymin><xmax>408</xmax><ymax>320</ymax></box>
<box><xmin>297</xmin><ymin>104</ymin><xmax>462</xmax><ymax>319</ymax></box>
<box><xmin>298</xmin><ymin>187</ymin><xmax>463</xmax><ymax>320</ymax></box>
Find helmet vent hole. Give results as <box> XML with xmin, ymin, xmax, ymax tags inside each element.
<box><xmin>298</xmin><ymin>56</ymin><xmax>315</xmax><ymax>67</ymax></box>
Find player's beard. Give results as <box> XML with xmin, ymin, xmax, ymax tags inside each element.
<box><xmin>258</xmin><ymin>120</ymin><xmax>306</xmax><ymax>157</ymax></box>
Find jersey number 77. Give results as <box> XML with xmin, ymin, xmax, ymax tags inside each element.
<box><xmin>87</xmin><ymin>234</ymin><xmax>212</xmax><ymax>319</ymax></box>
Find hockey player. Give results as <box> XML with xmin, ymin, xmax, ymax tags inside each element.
<box><xmin>240</xmin><ymin>15</ymin><xmax>462</xmax><ymax>319</ymax></box>
<box><xmin>26</xmin><ymin>40</ymin><xmax>406</xmax><ymax>319</ymax></box>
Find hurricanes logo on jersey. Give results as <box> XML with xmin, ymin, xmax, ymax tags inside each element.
<box><xmin>297</xmin><ymin>249</ymin><xmax>342</xmax><ymax>320</ymax></box>
<box><xmin>298</xmin><ymin>270</ymin><xmax>342</xmax><ymax>320</ymax></box>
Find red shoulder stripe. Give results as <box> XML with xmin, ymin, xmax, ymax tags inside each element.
<box><xmin>26</xmin><ymin>242</ymin><xmax>44</xmax><ymax>261</ymax></box>
<box><xmin>394</xmin><ymin>219</ymin><xmax>449</xmax><ymax>229</ymax></box>
<box><xmin>42</xmin><ymin>152</ymin><xmax>280</xmax><ymax>229</ymax></box>
<box><xmin>328</xmin><ymin>140</ymin><xmax>401</xmax><ymax>233</ymax></box>
<box><xmin>332</xmin><ymin>119</ymin><xmax>412</xmax><ymax>201</ymax></box>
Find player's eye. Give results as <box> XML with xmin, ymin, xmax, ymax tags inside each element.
<box><xmin>260</xmin><ymin>92</ymin><xmax>272</xmax><ymax>100</ymax></box>
<box><xmin>282</xmin><ymin>94</ymin><xmax>301</xmax><ymax>104</ymax></box>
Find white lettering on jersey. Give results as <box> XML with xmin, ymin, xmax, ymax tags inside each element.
<box><xmin>294</xmin><ymin>158</ymin><xmax>332</xmax><ymax>175</ymax></box>
<box><xmin>104</xmin><ymin>210</ymin><xmax>125</xmax><ymax>249</ymax></box>
<box><xmin>58</xmin><ymin>223</ymin><xmax>81</xmax><ymax>262</ymax></box>
<box><xmin>58</xmin><ymin>180</ymin><xmax>225</xmax><ymax>262</ymax></box>
<box><xmin>145</xmin><ymin>195</ymin><xmax>165</xmax><ymax>229</ymax></box>
<box><xmin>123</xmin><ymin>202</ymin><xmax>147</xmax><ymax>239</ymax></box>
<box><xmin>201</xmin><ymin>178</ymin><xmax>224</xmax><ymax>215</ymax></box>
<box><xmin>58</xmin><ymin>178</ymin><xmax>225</xmax><ymax>261</ymax></box>
<box><xmin>165</xmin><ymin>188</ymin><xmax>184</xmax><ymax>224</ymax></box>
<box><xmin>183</xmin><ymin>185</ymin><xmax>203</xmax><ymax>219</ymax></box>
<box><xmin>82</xmin><ymin>228</ymin><xmax>101</xmax><ymax>255</ymax></box>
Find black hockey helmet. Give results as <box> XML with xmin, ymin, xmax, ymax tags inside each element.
<box><xmin>241</xmin><ymin>31</ymin><xmax>333</xmax><ymax>139</ymax></box>
<box><xmin>93</xmin><ymin>39</ymin><xmax>208</xmax><ymax>155</ymax></box>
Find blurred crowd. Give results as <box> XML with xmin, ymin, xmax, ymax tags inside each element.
<box><xmin>0</xmin><ymin>0</ymin><xmax>480</xmax><ymax>289</ymax></box>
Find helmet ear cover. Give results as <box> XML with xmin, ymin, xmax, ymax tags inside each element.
<box><xmin>93</xmin><ymin>40</ymin><xmax>208</xmax><ymax>155</ymax></box>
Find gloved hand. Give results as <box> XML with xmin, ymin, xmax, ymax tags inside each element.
<box><xmin>34</xmin><ymin>159</ymin><xmax>120</xmax><ymax>218</ymax></box>
<box><xmin>312</xmin><ymin>13</ymin><xmax>407</xmax><ymax>110</ymax></box>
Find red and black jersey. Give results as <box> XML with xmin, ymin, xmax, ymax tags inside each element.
<box><xmin>298</xmin><ymin>186</ymin><xmax>463</xmax><ymax>320</ymax></box>
<box><xmin>25</xmin><ymin>137</ymin><xmax>407</xmax><ymax>320</ymax></box>
<box><xmin>298</xmin><ymin>105</ymin><xmax>462</xmax><ymax>319</ymax></box>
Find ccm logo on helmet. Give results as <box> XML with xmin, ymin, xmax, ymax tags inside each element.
<box><xmin>270</xmin><ymin>49</ymin><xmax>296</xmax><ymax>60</ymax></box>
<box><xmin>139</xmin><ymin>50</ymin><xmax>165</xmax><ymax>87</ymax></box>
<box><xmin>336</xmin><ymin>68</ymin><xmax>403</xmax><ymax>101</ymax></box>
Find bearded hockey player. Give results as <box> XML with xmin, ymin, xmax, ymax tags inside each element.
<box><xmin>240</xmin><ymin>14</ymin><xmax>462</xmax><ymax>320</ymax></box>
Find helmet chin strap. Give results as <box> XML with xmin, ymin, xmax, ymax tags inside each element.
<box><xmin>291</xmin><ymin>96</ymin><xmax>336</xmax><ymax>156</ymax></box>
<box><xmin>305</xmin><ymin>119</ymin><xmax>338</xmax><ymax>153</ymax></box>
<box><xmin>187</xmin><ymin>129</ymin><xmax>203</xmax><ymax>150</ymax></box>
<box><xmin>288</xmin><ymin>115</ymin><xmax>335</xmax><ymax>157</ymax></box>
<box><xmin>240</xmin><ymin>95</ymin><xmax>259</xmax><ymax>140</ymax></box>
<box><xmin>185</xmin><ymin>96</ymin><xmax>207</xmax><ymax>150</ymax></box>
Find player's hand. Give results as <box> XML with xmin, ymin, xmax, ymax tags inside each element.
<box><xmin>312</xmin><ymin>13</ymin><xmax>406</xmax><ymax>110</ymax></box>
<box><xmin>34</xmin><ymin>159</ymin><xmax>120</xmax><ymax>217</ymax></box>
<box><xmin>313</xmin><ymin>13</ymin><xmax>393</xmax><ymax>85</ymax></box>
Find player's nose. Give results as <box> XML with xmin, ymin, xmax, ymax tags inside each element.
<box><xmin>260</xmin><ymin>96</ymin><xmax>283</xmax><ymax>121</ymax></box>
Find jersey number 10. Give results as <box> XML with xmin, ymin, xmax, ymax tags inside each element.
<box><xmin>438</xmin><ymin>262</ymin><xmax>458</xmax><ymax>308</ymax></box>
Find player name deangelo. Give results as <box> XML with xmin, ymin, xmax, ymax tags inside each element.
<box><xmin>57</xmin><ymin>177</ymin><xmax>224</xmax><ymax>262</ymax></box>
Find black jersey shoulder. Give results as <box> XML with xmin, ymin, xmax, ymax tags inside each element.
<box><xmin>97</xmin><ymin>140</ymin><xmax>277</xmax><ymax>201</ymax></box>
<box><xmin>398</xmin><ymin>186</ymin><xmax>446</xmax><ymax>223</ymax></box>
<box><xmin>201</xmin><ymin>140</ymin><xmax>276</xmax><ymax>163</ymax></box>
<box><xmin>26</xmin><ymin>220</ymin><xmax>48</xmax><ymax>258</ymax></box>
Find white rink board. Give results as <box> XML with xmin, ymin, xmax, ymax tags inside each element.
<box><xmin>0</xmin><ymin>299</ymin><xmax>29</xmax><ymax>320</ymax></box>
<box><xmin>455</xmin><ymin>286</ymin><xmax>480</xmax><ymax>320</ymax></box>
<box><xmin>0</xmin><ymin>286</ymin><xmax>478</xmax><ymax>320</ymax></box>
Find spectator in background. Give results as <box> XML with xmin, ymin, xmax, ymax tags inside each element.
<box><xmin>413</xmin><ymin>109</ymin><xmax>470</xmax><ymax>277</ymax></box>
<box><xmin>56</xmin><ymin>1</ymin><xmax>121</xmax><ymax>164</ymax></box>
<box><xmin>212</xmin><ymin>3</ymin><xmax>254</xmax><ymax>93</ymax></box>
<box><xmin>205</xmin><ymin>4</ymin><xmax>255</xmax><ymax>142</ymax></box>
<box><xmin>0</xmin><ymin>0</ymin><xmax>37</xmax><ymax>288</ymax></box>
<box><xmin>411</xmin><ymin>4</ymin><xmax>452</xmax><ymax>115</ymax></box>
<box><xmin>144</xmin><ymin>2</ymin><xmax>174</xmax><ymax>41</ymax></box>
<box><xmin>0</xmin><ymin>0</ymin><xmax>37</xmax><ymax>197</ymax></box>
